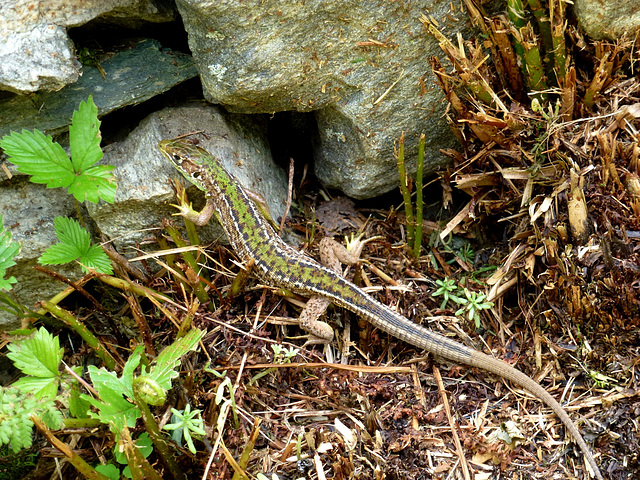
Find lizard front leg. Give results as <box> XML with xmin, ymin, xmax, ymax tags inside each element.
<box><xmin>171</xmin><ymin>181</ymin><xmax>217</xmax><ymax>226</ymax></box>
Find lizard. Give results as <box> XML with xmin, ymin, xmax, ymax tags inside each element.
<box><xmin>158</xmin><ymin>137</ymin><xmax>604</xmax><ymax>480</ymax></box>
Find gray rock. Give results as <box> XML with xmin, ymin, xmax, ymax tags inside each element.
<box><xmin>574</xmin><ymin>0</ymin><xmax>640</xmax><ymax>40</ymax></box>
<box><xmin>0</xmin><ymin>38</ymin><xmax>197</xmax><ymax>139</ymax></box>
<box><xmin>0</xmin><ymin>177</ymin><xmax>81</xmax><ymax>330</ymax></box>
<box><xmin>86</xmin><ymin>103</ymin><xmax>288</xmax><ymax>249</ymax></box>
<box><xmin>175</xmin><ymin>0</ymin><xmax>464</xmax><ymax>198</ymax></box>
<box><xmin>0</xmin><ymin>23</ymin><xmax>81</xmax><ymax>94</ymax></box>
<box><xmin>314</xmin><ymin>104</ymin><xmax>453</xmax><ymax>199</ymax></box>
<box><xmin>0</xmin><ymin>0</ymin><xmax>175</xmax><ymax>94</ymax></box>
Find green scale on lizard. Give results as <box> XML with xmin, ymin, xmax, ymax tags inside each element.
<box><xmin>159</xmin><ymin>138</ymin><xmax>604</xmax><ymax>480</ymax></box>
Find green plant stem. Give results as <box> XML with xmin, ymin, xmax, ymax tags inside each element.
<box><xmin>132</xmin><ymin>379</ymin><xmax>186</xmax><ymax>480</ymax></box>
<box><xmin>396</xmin><ymin>132</ymin><xmax>415</xmax><ymax>252</ymax></box>
<box><xmin>156</xmin><ymin>234</ymin><xmax>178</xmax><ymax>274</ymax></box>
<box><xmin>182</xmin><ymin>212</ymin><xmax>202</xmax><ymax>250</ymax></box>
<box><xmin>507</xmin><ymin>0</ymin><xmax>526</xmax><ymax>29</ymax></box>
<box><xmin>414</xmin><ymin>134</ymin><xmax>425</xmax><ymax>257</ymax></box>
<box><xmin>41</xmin><ymin>301</ymin><xmax>117</xmax><ymax>371</ymax></box>
<box><xmin>177</xmin><ymin>300</ymin><xmax>197</xmax><ymax>338</ymax></box>
<box><xmin>163</xmin><ymin>220</ymin><xmax>211</xmax><ymax>305</ymax></box>
<box><xmin>229</xmin><ymin>258</ymin><xmax>254</xmax><ymax>299</ymax></box>
<box><xmin>520</xmin><ymin>24</ymin><xmax>548</xmax><ymax>99</ymax></box>
<box><xmin>550</xmin><ymin>0</ymin><xmax>568</xmax><ymax>83</ymax></box>
<box><xmin>62</xmin><ymin>418</ymin><xmax>102</xmax><ymax>428</ymax></box>
<box><xmin>31</xmin><ymin>415</ymin><xmax>112</xmax><ymax>480</ymax></box>
<box><xmin>95</xmin><ymin>273</ymin><xmax>171</xmax><ymax>302</ymax></box>
<box><xmin>527</xmin><ymin>0</ymin><xmax>553</xmax><ymax>53</ymax></box>
<box><xmin>233</xmin><ymin>418</ymin><xmax>262</xmax><ymax>478</ymax></box>
<box><xmin>507</xmin><ymin>0</ymin><xmax>526</xmax><ymax>60</ymax></box>
<box><xmin>19</xmin><ymin>274</ymin><xmax>93</xmax><ymax>325</ymax></box>
<box><xmin>120</xmin><ymin>427</ymin><xmax>163</xmax><ymax>480</ymax></box>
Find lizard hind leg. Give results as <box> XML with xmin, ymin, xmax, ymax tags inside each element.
<box><xmin>298</xmin><ymin>296</ymin><xmax>334</xmax><ymax>345</ymax></box>
<box><xmin>296</xmin><ymin>234</ymin><xmax>380</xmax><ymax>346</ymax></box>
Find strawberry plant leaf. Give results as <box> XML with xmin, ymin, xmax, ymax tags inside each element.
<box><xmin>83</xmin><ymin>365</ymin><xmax>140</xmax><ymax>434</ymax></box>
<box><xmin>39</xmin><ymin>217</ymin><xmax>113</xmax><ymax>274</ymax></box>
<box><xmin>145</xmin><ymin>329</ymin><xmax>203</xmax><ymax>391</ymax></box>
<box><xmin>70</xmin><ymin>164</ymin><xmax>117</xmax><ymax>203</ymax></box>
<box><xmin>1</xmin><ymin>95</ymin><xmax>117</xmax><ymax>204</ymax></box>
<box><xmin>12</xmin><ymin>376</ymin><xmax>60</xmax><ymax>400</ymax></box>
<box><xmin>6</xmin><ymin>327</ymin><xmax>63</xmax><ymax>379</ymax></box>
<box><xmin>69</xmin><ymin>95</ymin><xmax>103</xmax><ymax>171</ymax></box>
<box><xmin>0</xmin><ymin>130</ymin><xmax>74</xmax><ymax>188</ymax></box>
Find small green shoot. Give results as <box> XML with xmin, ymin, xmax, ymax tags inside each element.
<box><xmin>432</xmin><ymin>277</ymin><xmax>464</xmax><ymax>309</ymax></box>
<box><xmin>396</xmin><ymin>133</ymin><xmax>415</xmax><ymax>252</ymax></box>
<box><xmin>0</xmin><ymin>96</ymin><xmax>116</xmax><ymax>204</ymax></box>
<box><xmin>587</xmin><ymin>370</ymin><xmax>615</xmax><ymax>389</ymax></box>
<box><xmin>164</xmin><ymin>404</ymin><xmax>206</xmax><ymax>454</ymax></box>
<box><xmin>432</xmin><ymin>280</ymin><xmax>494</xmax><ymax>328</ymax></box>
<box><xmin>250</xmin><ymin>344</ymin><xmax>299</xmax><ymax>385</ymax></box>
<box><xmin>0</xmin><ymin>215</ymin><xmax>20</xmax><ymax>291</ymax></box>
<box><xmin>414</xmin><ymin>133</ymin><xmax>425</xmax><ymax>258</ymax></box>
<box><xmin>39</xmin><ymin>216</ymin><xmax>113</xmax><ymax>274</ymax></box>
<box><xmin>455</xmin><ymin>244</ymin><xmax>475</xmax><ymax>265</ymax></box>
<box><xmin>455</xmin><ymin>288</ymin><xmax>495</xmax><ymax>329</ymax></box>
<box><xmin>272</xmin><ymin>344</ymin><xmax>299</xmax><ymax>362</ymax></box>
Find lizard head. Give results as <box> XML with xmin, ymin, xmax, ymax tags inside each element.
<box><xmin>158</xmin><ymin>138</ymin><xmax>214</xmax><ymax>190</ymax></box>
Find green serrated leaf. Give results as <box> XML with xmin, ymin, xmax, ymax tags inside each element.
<box><xmin>0</xmin><ymin>130</ymin><xmax>74</xmax><ymax>187</ymax></box>
<box><xmin>81</xmin><ymin>384</ymin><xmax>140</xmax><ymax>434</ymax></box>
<box><xmin>81</xmin><ymin>244</ymin><xmax>114</xmax><ymax>274</ymax></box>
<box><xmin>0</xmin><ymin>274</ymin><xmax>17</xmax><ymax>291</ymax></box>
<box><xmin>12</xmin><ymin>376</ymin><xmax>59</xmax><ymax>400</ymax></box>
<box><xmin>70</xmin><ymin>164</ymin><xmax>117</xmax><ymax>203</ymax></box>
<box><xmin>39</xmin><ymin>242</ymin><xmax>82</xmax><ymax>266</ymax></box>
<box><xmin>121</xmin><ymin>346</ymin><xmax>143</xmax><ymax>398</ymax></box>
<box><xmin>1</xmin><ymin>97</ymin><xmax>117</xmax><ymax>204</ymax></box>
<box><xmin>146</xmin><ymin>329</ymin><xmax>203</xmax><ymax>391</ymax></box>
<box><xmin>54</xmin><ymin>217</ymin><xmax>91</xmax><ymax>251</ymax></box>
<box><xmin>87</xmin><ymin>365</ymin><xmax>133</xmax><ymax>402</ymax></box>
<box><xmin>84</xmin><ymin>364</ymin><xmax>140</xmax><ymax>434</ymax></box>
<box><xmin>69</xmin><ymin>380</ymin><xmax>91</xmax><ymax>418</ymax></box>
<box><xmin>7</xmin><ymin>327</ymin><xmax>63</xmax><ymax>378</ymax></box>
<box><xmin>69</xmin><ymin>95</ymin><xmax>103</xmax><ymax>172</ymax></box>
<box><xmin>38</xmin><ymin>217</ymin><xmax>113</xmax><ymax>274</ymax></box>
<box><xmin>0</xmin><ymin>216</ymin><xmax>20</xmax><ymax>291</ymax></box>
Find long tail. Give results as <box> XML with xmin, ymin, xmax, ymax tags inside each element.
<box><xmin>328</xmin><ymin>279</ymin><xmax>603</xmax><ymax>480</ymax></box>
